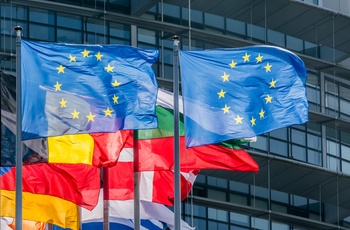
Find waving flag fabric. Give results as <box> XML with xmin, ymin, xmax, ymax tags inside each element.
<box><xmin>21</xmin><ymin>40</ymin><xmax>158</xmax><ymax>140</ymax></box>
<box><xmin>0</xmin><ymin>164</ymin><xmax>100</xmax><ymax>210</ymax></box>
<box><xmin>105</xmin><ymin>148</ymin><xmax>198</xmax><ymax>206</ymax></box>
<box><xmin>136</xmin><ymin>89</ymin><xmax>259</xmax><ymax>172</ymax></box>
<box><xmin>179</xmin><ymin>46</ymin><xmax>308</xmax><ymax>147</ymax></box>
<box><xmin>79</xmin><ymin>189</ymin><xmax>193</xmax><ymax>230</ymax></box>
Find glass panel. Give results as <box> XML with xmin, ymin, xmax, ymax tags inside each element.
<box><xmin>340</xmin><ymin>98</ymin><xmax>350</xmax><ymax>115</ymax></box>
<box><xmin>163</xmin><ymin>3</ymin><xmax>180</xmax><ymax>17</ymax></box>
<box><xmin>327</xmin><ymin>155</ymin><xmax>339</xmax><ymax>171</ymax></box>
<box><xmin>327</xmin><ymin>140</ymin><xmax>339</xmax><ymax>156</ymax></box>
<box><xmin>307</xmin><ymin>133</ymin><xmax>321</xmax><ymax>150</ymax></box>
<box><xmin>205</xmin><ymin>13</ymin><xmax>224</xmax><ymax>29</ymax></box>
<box><xmin>217</xmin><ymin>209</ymin><xmax>228</xmax><ymax>222</ymax></box>
<box><xmin>57</xmin><ymin>28</ymin><xmax>82</xmax><ymax>43</ymax></box>
<box><xmin>29</xmin><ymin>24</ymin><xmax>55</xmax><ymax>41</ymax></box>
<box><xmin>230</xmin><ymin>212</ymin><xmax>250</xmax><ymax>227</ymax></box>
<box><xmin>252</xmin><ymin>217</ymin><xmax>269</xmax><ymax>230</ymax></box>
<box><xmin>270</xmin><ymin>139</ymin><xmax>288</xmax><ymax>156</ymax></box>
<box><xmin>325</xmin><ymin>94</ymin><xmax>339</xmax><ymax>110</ymax></box>
<box><xmin>207</xmin><ymin>176</ymin><xmax>227</xmax><ymax>188</ymax></box>
<box><xmin>1</xmin><ymin>5</ymin><xmax>27</xmax><ymax>20</ymax></box>
<box><xmin>272</xmin><ymin>222</ymin><xmax>289</xmax><ymax>230</ymax></box>
<box><xmin>247</xmin><ymin>24</ymin><xmax>265</xmax><ymax>42</ymax></box>
<box><xmin>230</xmin><ymin>193</ymin><xmax>248</xmax><ymax>205</ymax></box>
<box><xmin>110</xmin><ymin>22</ymin><xmax>130</xmax><ymax>39</ymax></box>
<box><xmin>342</xmin><ymin>145</ymin><xmax>350</xmax><ymax>161</ymax></box>
<box><xmin>86</xmin><ymin>20</ymin><xmax>106</xmax><ymax>34</ymax></box>
<box><xmin>320</xmin><ymin>45</ymin><xmax>334</xmax><ymax>62</ymax></box>
<box><xmin>271</xmin><ymin>190</ymin><xmax>288</xmax><ymax>203</ymax></box>
<box><xmin>286</xmin><ymin>35</ymin><xmax>303</xmax><ymax>52</ymax></box>
<box><xmin>57</xmin><ymin>13</ymin><xmax>82</xmax><ymax>29</ymax></box>
<box><xmin>325</xmin><ymin>80</ymin><xmax>338</xmax><ymax>95</ymax></box>
<box><xmin>308</xmin><ymin>149</ymin><xmax>322</xmax><ymax>166</ymax></box>
<box><xmin>208</xmin><ymin>189</ymin><xmax>226</xmax><ymax>201</ymax></box>
<box><xmin>226</xmin><ymin>18</ymin><xmax>246</xmax><ymax>36</ymax></box>
<box><xmin>267</xmin><ymin>29</ymin><xmax>285</xmax><ymax>47</ymax></box>
<box><xmin>109</xmin><ymin>37</ymin><xmax>130</xmax><ymax>45</ymax></box>
<box><xmin>292</xmin><ymin>145</ymin><xmax>306</xmax><ymax>162</ymax></box>
<box><xmin>229</xmin><ymin>181</ymin><xmax>249</xmax><ymax>193</ymax></box>
<box><xmin>342</xmin><ymin>160</ymin><xmax>350</xmax><ymax>174</ymax></box>
<box><xmin>271</xmin><ymin>203</ymin><xmax>288</xmax><ymax>213</ymax></box>
<box><xmin>270</xmin><ymin>128</ymin><xmax>287</xmax><ymax>140</ymax></box>
<box><xmin>304</xmin><ymin>41</ymin><xmax>317</xmax><ymax>57</ymax></box>
<box><xmin>292</xmin><ymin>129</ymin><xmax>305</xmax><ymax>145</ymax></box>
<box><xmin>192</xmin><ymin>217</ymin><xmax>207</xmax><ymax>230</ymax></box>
<box><xmin>86</xmin><ymin>33</ymin><xmax>106</xmax><ymax>44</ymax></box>
<box><xmin>29</xmin><ymin>8</ymin><xmax>55</xmax><ymax>24</ymax></box>
<box><xmin>184</xmin><ymin>203</ymin><xmax>207</xmax><ymax>217</ymax></box>
<box><xmin>254</xmin><ymin>186</ymin><xmax>268</xmax><ymax>199</ymax></box>
<box><xmin>307</xmin><ymin>87</ymin><xmax>320</xmax><ymax>105</ymax></box>
<box><xmin>138</xmin><ymin>28</ymin><xmax>156</xmax><ymax>44</ymax></box>
<box><xmin>291</xmin><ymin>195</ymin><xmax>307</xmax><ymax>209</ymax></box>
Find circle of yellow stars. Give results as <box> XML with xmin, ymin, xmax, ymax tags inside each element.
<box><xmin>217</xmin><ymin>52</ymin><xmax>277</xmax><ymax>128</ymax></box>
<box><xmin>53</xmin><ymin>48</ymin><xmax>123</xmax><ymax>122</ymax></box>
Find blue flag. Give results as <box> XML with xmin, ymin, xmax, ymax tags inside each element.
<box><xmin>180</xmin><ymin>46</ymin><xmax>308</xmax><ymax>147</ymax></box>
<box><xmin>21</xmin><ymin>40</ymin><xmax>159</xmax><ymax>140</ymax></box>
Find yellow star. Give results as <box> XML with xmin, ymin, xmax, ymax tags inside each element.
<box><xmin>270</xmin><ymin>79</ymin><xmax>277</xmax><ymax>88</ymax></box>
<box><xmin>242</xmin><ymin>53</ymin><xmax>250</xmax><ymax>62</ymax></box>
<box><xmin>255</xmin><ymin>54</ymin><xmax>263</xmax><ymax>63</ymax></box>
<box><xmin>81</xmin><ymin>49</ymin><xmax>90</xmax><ymax>57</ymax></box>
<box><xmin>264</xmin><ymin>63</ymin><xmax>272</xmax><ymax>73</ymax></box>
<box><xmin>250</xmin><ymin>116</ymin><xmax>256</xmax><ymax>126</ymax></box>
<box><xmin>95</xmin><ymin>52</ymin><xmax>103</xmax><ymax>61</ymax></box>
<box><xmin>259</xmin><ymin>109</ymin><xmax>265</xmax><ymax>119</ymax></box>
<box><xmin>222</xmin><ymin>104</ymin><xmax>230</xmax><ymax>114</ymax></box>
<box><xmin>71</xmin><ymin>109</ymin><xmax>80</xmax><ymax>119</ymax></box>
<box><xmin>234</xmin><ymin>115</ymin><xmax>243</xmax><ymax>124</ymax></box>
<box><xmin>105</xmin><ymin>64</ymin><xmax>114</xmax><ymax>73</ymax></box>
<box><xmin>229</xmin><ymin>60</ymin><xmax>237</xmax><ymax>68</ymax></box>
<box><xmin>59</xmin><ymin>98</ymin><xmax>67</xmax><ymax>108</ymax></box>
<box><xmin>103</xmin><ymin>107</ymin><xmax>113</xmax><ymax>117</ymax></box>
<box><xmin>221</xmin><ymin>72</ymin><xmax>229</xmax><ymax>82</ymax></box>
<box><xmin>111</xmin><ymin>79</ymin><xmax>121</xmax><ymax>87</ymax></box>
<box><xmin>54</xmin><ymin>81</ymin><xmax>62</xmax><ymax>91</ymax></box>
<box><xmin>265</xmin><ymin>95</ymin><xmax>273</xmax><ymax>104</ymax></box>
<box><xmin>69</xmin><ymin>55</ymin><xmax>76</xmax><ymax>62</ymax></box>
<box><xmin>112</xmin><ymin>94</ymin><xmax>119</xmax><ymax>104</ymax></box>
<box><xmin>217</xmin><ymin>89</ymin><xmax>226</xmax><ymax>99</ymax></box>
<box><xmin>86</xmin><ymin>112</ymin><xmax>96</xmax><ymax>122</ymax></box>
<box><xmin>56</xmin><ymin>65</ymin><xmax>65</xmax><ymax>74</ymax></box>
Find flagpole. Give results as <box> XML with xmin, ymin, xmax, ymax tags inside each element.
<box><xmin>172</xmin><ymin>35</ymin><xmax>181</xmax><ymax>230</ymax></box>
<box><xmin>134</xmin><ymin>131</ymin><xmax>141</xmax><ymax>230</ymax></box>
<box><xmin>15</xmin><ymin>25</ymin><xmax>23</xmax><ymax>230</ymax></box>
<box><xmin>103</xmin><ymin>167</ymin><xmax>109</xmax><ymax>230</ymax></box>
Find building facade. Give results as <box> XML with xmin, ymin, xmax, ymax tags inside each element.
<box><xmin>1</xmin><ymin>0</ymin><xmax>350</xmax><ymax>229</ymax></box>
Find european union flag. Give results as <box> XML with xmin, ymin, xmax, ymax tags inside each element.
<box><xmin>180</xmin><ymin>46</ymin><xmax>308</xmax><ymax>147</ymax></box>
<box><xmin>21</xmin><ymin>40</ymin><xmax>159</xmax><ymax>140</ymax></box>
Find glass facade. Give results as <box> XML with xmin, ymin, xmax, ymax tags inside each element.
<box><xmin>1</xmin><ymin>0</ymin><xmax>350</xmax><ymax>229</ymax></box>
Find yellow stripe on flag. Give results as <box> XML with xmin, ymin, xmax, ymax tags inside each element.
<box><xmin>1</xmin><ymin>190</ymin><xmax>79</xmax><ymax>230</ymax></box>
<box><xmin>48</xmin><ymin>134</ymin><xmax>94</xmax><ymax>165</ymax></box>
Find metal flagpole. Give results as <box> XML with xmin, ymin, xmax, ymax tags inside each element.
<box><xmin>172</xmin><ymin>35</ymin><xmax>181</xmax><ymax>230</ymax></box>
<box><xmin>103</xmin><ymin>167</ymin><xmax>109</xmax><ymax>230</ymax></box>
<box><xmin>134</xmin><ymin>131</ymin><xmax>141</xmax><ymax>230</ymax></box>
<box><xmin>15</xmin><ymin>25</ymin><xmax>23</xmax><ymax>230</ymax></box>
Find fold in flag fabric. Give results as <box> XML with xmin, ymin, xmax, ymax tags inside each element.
<box><xmin>21</xmin><ymin>40</ymin><xmax>158</xmax><ymax>140</ymax></box>
<box><xmin>1</xmin><ymin>218</ymin><xmax>46</xmax><ymax>230</ymax></box>
<box><xmin>0</xmin><ymin>191</ymin><xmax>79</xmax><ymax>230</ymax></box>
<box><xmin>105</xmin><ymin>148</ymin><xmax>198</xmax><ymax>206</ymax></box>
<box><xmin>0</xmin><ymin>164</ymin><xmax>100</xmax><ymax>210</ymax></box>
<box><xmin>1</xmin><ymin>70</ymin><xmax>131</xmax><ymax>167</ymax></box>
<box><xmin>179</xmin><ymin>46</ymin><xmax>308</xmax><ymax>147</ymax></box>
<box><xmin>136</xmin><ymin>88</ymin><xmax>259</xmax><ymax>172</ymax></box>
<box><xmin>80</xmin><ymin>189</ymin><xmax>193</xmax><ymax>230</ymax></box>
